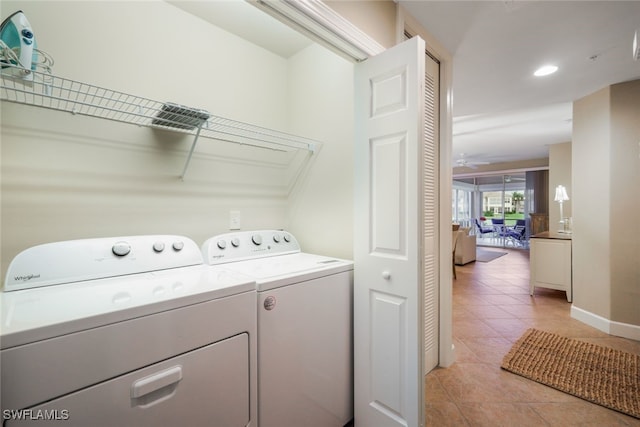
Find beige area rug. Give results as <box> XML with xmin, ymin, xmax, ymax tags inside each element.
<box><xmin>501</xmin><ymin>328</ymin><xmax>640</xmax><ymax>419</ymax></box>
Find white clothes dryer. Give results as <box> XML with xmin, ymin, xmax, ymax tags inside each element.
<box><xmin>202</xmin><ymin>230</ymin><xmax>354</xmax><ymax>427</ymax></box>
<box><xmin>1</xmin><ymin>235</ymin><xmax>257</xmax><ymax>427</ymax></box>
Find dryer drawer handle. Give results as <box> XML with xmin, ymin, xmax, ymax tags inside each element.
<box><xmin>131</xmin><ymin>365</ymin><xmax>183</xmax><ymax>398</ymax></box>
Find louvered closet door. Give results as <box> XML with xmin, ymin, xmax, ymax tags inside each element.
<box><xmin>423</xmin><ymin>50</ymin><xmax>440</xmax><ymax>373</ymax></box>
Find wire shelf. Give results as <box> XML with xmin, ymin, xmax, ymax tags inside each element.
<box><xmin>1</xmin><ymin>65</ymin><xmax>320</xmax><ymax>176</ymax></box>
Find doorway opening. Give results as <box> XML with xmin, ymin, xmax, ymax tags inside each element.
<box><xmin>453</xmin><ymin>173</ymin><xmax>529</xmax><ymax>249</ymax></box>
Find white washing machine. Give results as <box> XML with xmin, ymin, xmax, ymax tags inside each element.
<box><xmin>202</xmin><ymin>230</ymin><xmax>354</xmax><ymax>427</ymax></box>
<box><xmin>1</xmin><ymin>235</ymin><xmax>257</xmax><ymax>427</ymax></box>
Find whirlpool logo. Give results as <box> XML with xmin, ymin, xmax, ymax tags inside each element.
<box><xmin>13</xmin><ymin>273</ymin><xmax>40</xmax><ymax>282</ymax></box>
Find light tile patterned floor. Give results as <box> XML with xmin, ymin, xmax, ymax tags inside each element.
<box><xmin>426</xmin><ymin>248</ymin><xmax>640</xmax><ymax>427</ymax></box>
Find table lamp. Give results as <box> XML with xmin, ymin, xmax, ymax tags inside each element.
<box><xmin>554</xmin><ymin>185</ymin><xmax>570</xmax><ymax>233</ymax></box>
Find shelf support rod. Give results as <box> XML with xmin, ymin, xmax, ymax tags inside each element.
<box><xmin>180</xmin><ymin>124</ymin><xmax>204</xmax><ymax>180</ymax></box>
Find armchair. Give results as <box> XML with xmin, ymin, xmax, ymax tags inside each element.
<box><xmin>474</xmin><ymin>218</ymin><xmax>493</xmax><ymax>238</ymax></box>
<box><xmin>505</xmin><ymin>219</ymin><xmax>526</xmax><ymax>246</ymax></box>
<box><xmin>454</xmin><ymin>227</ymin><xmax>477</xmax><ymax>265</ymax></box>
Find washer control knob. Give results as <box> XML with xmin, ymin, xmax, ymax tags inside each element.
<box><xmin>283</xmin><ymin>233</ymin><xmax>291</xmax><ymax>242</ymax></box>
<box><xmin>252</xmin><ymin>235</ymin><xmax>262</xmax><ymax>245</ymax></box>
<box><xmin>273</xmin><ymin>234</ymin><xmax>281</xmax><ymax>243</ymax></box>
<box><xmin>217</xmin><ymin>240</ymin><xmax>227</xmax><ymax>250</ymax></box>
<box><xmin>231</xmin><ymin>238</ymin><xmax>240</xmax><ymax>247</ymax></box>
<box><xmin>172</xmin><ymin>241</ymin><xmax>184</xmax><ymax>251</ymax></box>
<box><xmin>112</xmin><ymin>242</ymin><xmax>131</xmax><ymax>257</ymax></box>
<box><xmin>153</xmin><ymin>242</ymin><xmax>165</xmax><ymax>253</ymax></box>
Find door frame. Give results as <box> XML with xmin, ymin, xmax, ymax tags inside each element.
<box><xmin>397</xmin><ymin>5</ymin><xmax>455</xmax><ymax>368</ymax></box>
<box><xmin>252</xmin><ymin>0</ymin><xmax>455</xmax><ymax>371</ymax></box>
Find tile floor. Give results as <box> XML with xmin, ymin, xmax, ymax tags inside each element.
<box><xmin>426</xmin><ymin>248</ymin><xmax>640</xmax><ymax>426</ymax></box>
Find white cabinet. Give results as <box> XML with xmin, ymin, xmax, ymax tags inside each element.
<box><xmin>529</xmin><ymin>232</ymin><xmax>572</xmax><ymax>302</ymax></box>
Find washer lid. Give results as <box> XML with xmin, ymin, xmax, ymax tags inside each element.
<box><xmin>220</xmin><ymin>252</ymin><xmax>353</xmax><ymax>291</ymax></box>
<box><xmin>0</xmin><ymin>264</ymin><xmax>255</xmax><ymax>349</ymax></box>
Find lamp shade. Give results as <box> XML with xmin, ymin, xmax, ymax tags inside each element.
<box><xmin>554</xmin><ymin>185</ymin><xmax>569</xmax><ymax>202</ymax></box>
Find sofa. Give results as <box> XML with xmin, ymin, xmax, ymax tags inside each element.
<box><xmin>454</xmin><ymin>227</ymin><xmax>476</xmax><ymax>265</ymax></box>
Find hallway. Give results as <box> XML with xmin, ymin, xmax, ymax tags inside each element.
<box><xmin>426</xmin><ymin>248</ymin><xmax>640</xmax><ymax>426</ymax></box>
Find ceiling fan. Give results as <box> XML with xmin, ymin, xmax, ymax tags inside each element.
<box><xmin>455</xmin><ymin>153</ymin><xmax>490</xmax><ymax>169</ymax></box>
<box><xmin>504</xmin><ymin>175</ymin><xmax>525</xmax><ymax>183</ymax></box>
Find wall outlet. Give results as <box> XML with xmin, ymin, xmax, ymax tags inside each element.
<box><xmin>229</xmin><ymin>210</ymin><xmax>241</xmax><ymax>230</ymax></box>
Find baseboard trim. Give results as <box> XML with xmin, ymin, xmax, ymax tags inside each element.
<box><xmin>571</xmin><ymin>305</ymin><xmax>640</xmax><ymax>341</ymax></box>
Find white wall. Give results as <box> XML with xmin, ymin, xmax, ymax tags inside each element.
<box><xmin>14</xmin><ymin>1</ymin><xmax>291</xmax><ymax>126</ymax></box>
<box><xmin>572</xmin><ymin>86</ymin><xmax>612</xmax><ymax>320</ymax></box>
<box><xmin>325</xmin><ymin>0</ymin><xmax>397</xmax><ymax>49</ymax></box>
<box><xmin>608</xmin><ymin>80</ymin><xmax>640</xmax><ymax>327</ymax></box>
<box><xmin>572</xmin><ymin>79</ymin><xmax>640</xmax><ymax>332</ymax></box>
<box><xmin>285</xmin><ymin>44</ymin><xmax>354</xmax><ymax>259</ymax></box>
<box><xmin>1</xmin><ymin>1</ymin><xmax>355</xmax><ymax>282</ymax></box>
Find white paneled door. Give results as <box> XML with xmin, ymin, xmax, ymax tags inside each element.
<box><xmin>354</xmin><ymin>36</ymin><xmax>426</xmax><ymax>427</ymax></box>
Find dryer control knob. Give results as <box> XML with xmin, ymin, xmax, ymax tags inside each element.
<box><xmin>252</xmin><ymin>235</ymin><xmax>262</xmax><ymax>245</ymax></box>
<box><xmin>172</xmin><ymin>241</ymin><xmax>184</xmax><ymax>251</ymax></box>
<box><xmin>231</xmin><ymin>238</ymin><xmax>240</xmax><ymax>247</ymax></box>
<box><xmin>153</xmin><ymin>242</ymin><xmax>165</xmax><ymax>253</ymax></box>
<box><xmin>283</xmin><ymin>233</ymin><xmax>291</xmax><ymax>242</ymax></box>
<box><xmin>112</xmin><ymin>242</ymin><xmax>131</xmax><ymax>257</ymax></box>
<box><xmin>273</xmin><ymin>234</ymin><xmax>281</xmax><ymax>243</ymax></box>
<box><xmin>217</xmin><ymin>240</ymin><xmax>227</xmax><ymax>250</ymax></box>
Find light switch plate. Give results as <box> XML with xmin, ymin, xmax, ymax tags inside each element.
<box><xmin>229</xmin><ymin>211</ymin><xmax>241</xmax><ymax>230</ymax></box>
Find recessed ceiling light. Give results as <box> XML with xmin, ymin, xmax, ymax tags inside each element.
<box><xmin>534</xmin><ymin>65</ymin><xmax>558</xmax><ymax>77</ymax></box>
